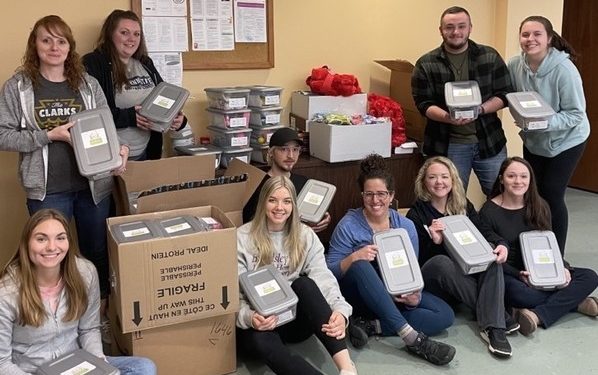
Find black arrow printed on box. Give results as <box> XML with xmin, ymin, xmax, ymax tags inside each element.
<box><xmin>132</xmin><ymin>301</ymin><xmax>143</xmax><ymax>326</ymax></box>
<box><xmin>221</xmin><ymin>286</ymin><xmax>229</xmax><ymax>309</ymax></box>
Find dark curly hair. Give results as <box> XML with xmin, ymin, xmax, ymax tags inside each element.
<box><xmin>358</xmin><ymin>153</ymin><xmax>395</xmax><ymax>192</ymax></box>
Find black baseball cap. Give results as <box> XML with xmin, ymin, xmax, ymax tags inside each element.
<box><xmin>269</xmin><ymin>127</ymin><xmax>303</xmax><ymax>147</ymax></box>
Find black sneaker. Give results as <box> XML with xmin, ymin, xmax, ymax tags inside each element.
<box><xmin>347</xmin><ymin>316</ymin><xmax>381</xmax><ymax>348</ymax></box>
<box><xmin>480</xmin><ymin>328</ymin><xmax>512</xmax><ymax>358</ymax></box>
<box><xmin>406</xmin><ymin>333</ymin><xmax>456</xmax><ymax>366</ymax></box>
<box><xmin>505</xmin><ymin>313</ymin><xmax>520</xmax><ymax>335</ymax></box>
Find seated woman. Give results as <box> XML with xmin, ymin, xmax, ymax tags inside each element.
<box><xmin>236</xmin><ymin>176</ymin><xmax>358</xmax><ymax>375</ymax></box>
<box><xmin>480</xmin><ymin>156</ymin><xmax>598</xmax><ymax>335</ymax></box>
<box><xmin>406</xmin><ymin>156</ymin><xmax>513</xmax><ymax>358</ymax></box>
<box><xmin>0</xmin><ymin>209</ymin><xmax>156</xmax><ymax>374</ymax></box>
<box><xmin>327</xmin><ymin>154</ymin><xmax>455</xmax><ymax>366</ymax></box>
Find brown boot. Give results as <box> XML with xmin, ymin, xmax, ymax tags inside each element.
<box><xmin>516</xmin><ymin>308</ymin><xmax>539</xmax><ymax>336</ymax></box>
<box><xmin>577</xmin><ymin>296</ymin><xmax>598</xmax><ymax>317</ymax></box>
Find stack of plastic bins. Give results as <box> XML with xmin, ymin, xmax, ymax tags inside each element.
<box><xmin>246</xmin><ymin>86</ymin><xmax>284</xmax><ymax>164</ymax></box>
<box><xmin>444</xmin><ymin>80</ymin><xmax>482</xmax><ymax>120</ymax></box>
<box><xmin>174</xmin><ymin>144</ymin><xmax>222</xmax><ymax>170</ymax></box>
<box><xmin>204</xmin><ymin>87</ymin><xmax>252</xmax><ymax>168</ymax></box>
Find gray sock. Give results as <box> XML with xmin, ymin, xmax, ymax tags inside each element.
<box><xmin>398</xmin><ymin>324</ymin><xmax>419</xmax><ymax>346</ymax></box>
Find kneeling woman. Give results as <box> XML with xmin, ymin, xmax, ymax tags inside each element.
<box><xmin>236</xmin><ymin>176</ymin><xmax>357</xmax><ymax>375</ymax></box>
<box><xmin>480</xmin><ymin>156</ymin><xmax>598</xmax><ymax>335</ymax></box>
<box><xmin>0</xmin><ymin>209</ymin><xmax>155</xmax><ymax>374</ymax></box>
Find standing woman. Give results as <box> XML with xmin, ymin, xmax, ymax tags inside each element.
<box><xmin>237</xmin><ymin>176</ymin><xmax>358</xmax><ymax>375</ymax></box>
<box><xmin>0</xmin><ymin>209</ymin><xmax>156</xmax><ymax>374</ymax></box>
<box><xmin>480</xmin><ymin>157</ymin><xmax>598</xmax><ymax>335</ymax></box>
<box><xmin>508</xmin><ymin>16</ymin><xmax>590</xmax><ymax>252</ymax></box>
<box><xmin>83</xmin><ymin>9</ymin><xmax>187</xmax><ymax>160</ymax></box>
<box><xmin>327</xmin><ymin>154</ymin><xmax>455</xmax><ymax>366</ymax></box>
<box><xmin>0</xmin><ymin>15</ymin><xmax>127</xmax><ymax>318</ymax></box>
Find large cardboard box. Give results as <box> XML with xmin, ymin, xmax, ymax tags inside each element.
<box><xmin>291</xmin><ymin>91</ymin><xmax>367</xmax><ymax>122</ymax></box>
<box><xmin>110</xmin><ymin>299</ymin><xmax>236</xmax><ymax>375</ymax></box>
<box><xmin>107</xmin><ymin>206</ymin><xmax>239</xmax><ymax>333</ymax></box>
<box><xmin>308</xmin><ymin>121</ymin><xmax>391</xmax><ymax>163</ymax></box>
<box><xmin>114</xmin><ymin>156</ymin><xmax>266</xmax><ymax>226</ymax></box>
<box><xmin>375</xmin><ymin>60</ymin><xmax>426</xmax><ymax>141</ymax></box>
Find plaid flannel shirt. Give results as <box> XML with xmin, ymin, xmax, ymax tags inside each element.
<box><xmin>411</xmin><ymin>39</ymin><xmax>513</xmax><ymax>158</ymax></box>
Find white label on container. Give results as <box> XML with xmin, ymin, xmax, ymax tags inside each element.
<box><xmin>165</xmin><ymin>222</ymin><xmax>191</xmax><ymax>234</ymax></box>
<box><xmin>264</xmin><ymin>95</ymin><xmax>280</xmax><ymax>105</ymax></box>
<box><xmin>453</xmin><ymin>230</ymin><xmax>478</xmax><ymax>246</ymax></box>
<box><xmin>123</xmin><ymin>227</ymin><xmax>150</xmax><ymax>238</ymax></box>
<box><xmin>255</xmin><ymin>279</ymin><xmax>281</xmax><ymax>297</ymax></box>
<box><xmin>454</xmin><ymin>110</ymin><xmax>475</xmax><ymax>119</ymax></box>
<box><xmin>228</xmin><ymin>97</ymin><xmax>246</xmax><ymax>109</ymax></box>
<box><xmin>200</xmin><ymin>217</ymin><xmax>218</xmax><ymax>225</ymax></box>
<box><xmin>235</xmin><ymin>155</ymin><xmax>249</xmax><ymax>163</ymax></box>
<box><xmin>266</xmin><ymin>132</ymin><xmax>274</xmax><ymax>143</ymax></box>
<box><xmin>277</xmin><ymin>309</ymin><xmax>293</xmax><ymax>324</ymax></box>
<box><xmin>520</xmin><ymin>100</ymin><xmax>542</xmax><ymax>108</ymax></box>
<box><xmin>229</xmin><ymin>116</ymin><xmax>248</xmax><ymax>127</ymax></box>
<box><xmin>265</xmin><ymin>113</ymin><xmax>281</xmax><ymax>124</ymax></box>
<box><xmin>231</xmin><ymin>136</ymin><xmax>248</xmax><ymax>147</ymax></box>
<box><xmin>453</xmin><ymin>88</ymin><xmax>473</xmax><ymax>97</ymax></box>
<box><xmin>81</xmin><ymin>128</ymin><xmax>108</xmax><ymax>149</ymax></box>
<box><xmin>386</xmin><ymin>249</ymin><xmax>409</xmax><ymax>269</ymax></box>
<box><xmin>60</xmin><ymin>361</ymin><xmax>96</xmax><ymax>375</ymax></box>
<box><xmin>527</xmin><ymin>120</ymin><xmax>548</xmax><ymax>130</ymax></box>
<box><xmin>303</xmin><ymin>192</ymin><xmax>324</xmax><ymax>206</ymax></box>
<box><xmin>532</xmin><ymin>249</ymin><xmax>555</xmax><ymax>264</ymax></box>
<box><xmin>153</xmin><ymin>95</ymin><xmax>175</xmax><ymax>109</ymax></box>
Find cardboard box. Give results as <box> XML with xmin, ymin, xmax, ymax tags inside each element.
<box><xmin>289</xmin><ymin>112</ymin><xmax>308</xmax><ymax>132</ymax></box>
<box><xmin>110</xmin><ymin>299</ymin><xmax>236</xmax><ymax>375</ymax></box>
<box><xmin>291</xmin><ymin>91</ymin><xmax>367</xmax><ymax>121</ymax></box>
<box><xmin>308</xmin><ymin>121</ymin><xmax>391</xmax><ymax>163</ymax></box>
<box><xmin>114</xmin><ymin>156</ymin><xmax>266</xmax><ymax>226</ymax></box>
<box><xmin>375</xmin><ymin>60</ymin><xmax>426</xmax><ymax>141</ymax></box>
<box><xmin>107</xmin><ymin>206</ymin><xmax>239</xmax><ymax>333</ymax></box>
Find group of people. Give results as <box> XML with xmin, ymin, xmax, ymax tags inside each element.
<box><xmin>0</xmin><ymin>4</ymin><xmax>595</xmax><ymax>375</ymax></box>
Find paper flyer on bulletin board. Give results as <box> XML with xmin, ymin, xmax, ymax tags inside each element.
<box><xmin>148</xmin><ymin>52</ymin><xmax>183</xmax><ymax>87</ymax></box>
<box><xmin>190</xmin><ymin>0</ymin><xmax>234</xmax><ymax>51</ymax></box>
<box><xmin>234</xmin><ymin>0</ymin><xmax>266</xmax><ymax>43</ymax></box>
<box><xmin>142</xmin><ymin>16</ymin><xmax>189</xmax><ymax>52</ymax></box>
<box><xmin>141</xmin><ymin>0</ymin><xmax>188</xmax><ymax>17</ymax></box>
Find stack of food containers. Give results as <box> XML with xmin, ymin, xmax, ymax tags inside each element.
<box><xmin>204</xmin><ymin>87</ymin><xmax>253</xmax><ymax>167</ymax></box>
<box><xmin>246</xmin><ymin>86</ymin><xmax>284</xmax><ymax>164</ymax></box>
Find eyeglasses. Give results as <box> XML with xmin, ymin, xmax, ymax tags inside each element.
<box><xmin>276</xmin><ymin>146</ymin><xmax>302</xmax><ymax>154</ymax></box>
<box><xmin>361</xmin><ymin>191</ymin><xmax>392</xmax><ymax>200</ymax></box>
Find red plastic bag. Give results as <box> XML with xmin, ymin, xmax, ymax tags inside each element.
<box><xmin>306</xmin><ymin>66</ymin><xmax>362</xmax><ymax>96</ymax></box>
<box><xmin>367</xmin><ymin>93</ymin><xmax>407</xmax><ymax>147</ymax></box>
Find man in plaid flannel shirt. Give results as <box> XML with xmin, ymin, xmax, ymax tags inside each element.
<box><xmin>411</xmin><ymin>6</ymin><xmax>513</xmax><ymax>195</ymax></box>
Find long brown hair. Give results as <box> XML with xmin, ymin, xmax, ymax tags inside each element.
<box><xmin>96</xmin><ymin>9</ymin><xmax>149</xmax><ymax>91</ymax></box>
<box><xmin>249</xmin><ymin>176</ymin><xmax>305</xmax><ymax>272</ymax></box>
<box><xmin>414</xmin><ymin>156</ymin><xmax>467</xmax><ymax>215</ymax></box>
<box><xmin>519</xmin><ymin>15</ymin><xmax>578</xmax><ymax>60</ymax></box>
<box><xmin>0</xmin><ymin>209</ymin><xmax>88</xmax><ymax>327</ymax></box>
<box><xmin>489</xmin><ymin>156</ymin><xmax>551</xmax><ymax>230</ymax></box>
<box><xmin>20</xmin><ymin>15</ymin><xmax>84</xmax><ymax>91</ymax></box>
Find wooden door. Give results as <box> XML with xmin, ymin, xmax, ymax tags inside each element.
<box><xmin>563</xmin><ymin>0</ymin><xmax>598</xmax><ymax>192</ymax></box>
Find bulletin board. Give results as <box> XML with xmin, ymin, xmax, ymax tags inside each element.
<box><xmin>131</xmin><ymin>0</ymin><xmax>274</xmax><ymax>70</ymax></box>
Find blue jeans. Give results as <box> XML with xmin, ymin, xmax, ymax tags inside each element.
<box><xmin>447</xmin><ymin>143</ymin><xmax>507</xmax><ymax>195</ymax></box>
<box><xmin>27</xmin><ymin>189</ymin><xmax>111</xmax><ymax>298</ymax></box>
<box><xmin>339</xmin><ymin>260</ymin><xmax>454</xmax><ymax>336</ymax></box>
<box><xmin>504</xmin><ymin>267</ymin><xmax>598</xmax><ymax>328</ymax></box>
<box><xmin>107</xmin><ymin>356</ymin><xmax>157</xmax><ymax>375</ymax></box>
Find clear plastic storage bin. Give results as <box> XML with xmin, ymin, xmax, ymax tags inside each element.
<box><xmin>110</xmin><ymin>220</ymin><xmax>162</xmax><ymax>244</ymax></box>
<box><xmin>139</xmin><ymin>82</ymin><xmax>190</xmax><ymax>132</ymax></box>
<box><xmin>207</xmin><ymin>107</ymin><xmax>251</xmax><ymax>129</ymax></box>
<box><xmin>239</xmin><ymin>264</ymin><xmax>298</xmax><ymax>327</ymax></box>
<box><xmin>69</xmin><ymin>107</ymin><xmax>122</xmax><ymax>181</ymax></box>
<box><xmin>204</xmin><ymin>87</ymin><xmax>250</xmax><ymax>110</ymax></box>
<box><xmin>249</xmin><ymin>106</ymin><xmax>283</xmax><ymax>126</ymax></box>
<box><xmin>250</xmin><ymin>124</ymin><xmax>284</xmax><ymax>145</ymax></box>
<box><xmin>247</xmin><ymin>85</ymin><xmax>283</xmax><ymax>108</ymax></box>
<box><xmin>444</xmin><ymin>81</ymin><xmax>482</xmax><ymax>120</ymax></box>
<box><xmin>37</xmin><ymin>349</ymin><xmax>119</xmax><ymax>375</ymax></box>
<box><xmin>175</xmin><ymin>144</ymin><xmax>222</xmax><ymax>169</ymax></box>
<box><xmin>373</xmin><ymin>228</ymin><xmax>424</xmax><ymax>295</ymax></box>
<box><xmin>207</xmin><ymin>125</ymin><xmax>252</xmax><ymax>148</ymax></box>
<box><xmin>155</xmin><ymin>215</ymin><xmax>204</xmax><ymax>237</ymax></box>
<box><xmin>439</xmin><ymin>215</ymin><xmax>496</xmax><ymax>274</ymax></box>
<box><xmin>251</xmin><ymin>142</ymin><xmax>269</xmax><ymax>164</ymax></box>
<box><xmin>220</xmin><ymin>146</ymin><xmax>253</xmax><ymax>168</ymax></box>
<box><xmin>296</xmin><ymin>179</ymin><xmax>336</xmax><ymax>224</ymax></box>
<box><xmin>519</xmin><ymin>230</ymin><xmax>567</xmax><ymax>289</ymax></box>
<box><xmin>506</xmin><ymin>91</ymin><xmax>555</xmax><ymax>131</ymax></box>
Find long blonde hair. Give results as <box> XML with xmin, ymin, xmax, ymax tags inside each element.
<box><xmin>0</xmin><ymin>209</ymin><xmax>88</xmax><ymax>327</ymax></box>
<box><xmin>414</xmin><ymin>156</ymin><xmax>467</xmax><ymax>215</ymax></box>
<box><xmin>249</xmin><ymin>176</ymin><xmax>305</xmax><ymax>272</ymax></box>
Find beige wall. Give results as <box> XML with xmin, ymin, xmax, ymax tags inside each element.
<box><xmin>0</xmin><ymin>0</ymin><xmax>563</xmax><ymax>265</ymax></box>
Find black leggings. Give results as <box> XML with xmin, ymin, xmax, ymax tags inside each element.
<box><xmin>237</xmin><ymin>276</ymin><xmax>347</xmax><ymax>375</ymax></box>
<box><xmin>524</xmin><ymin>141</ymin><xmax>587</xmax><ymax>253</ymax></box>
